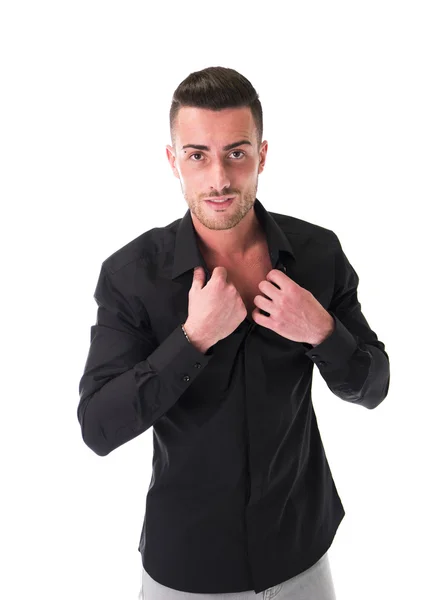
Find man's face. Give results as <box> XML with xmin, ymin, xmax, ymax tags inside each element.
<box><xmin>166</xmin><ymin>106</ymin><xmax>268</xmax><ymax>231</ymax></box>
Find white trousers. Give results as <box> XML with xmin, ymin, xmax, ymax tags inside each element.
<box><xmin>138</xmin><ymin>551</ymin><xmax>336</xmax><ymax>600</ymax></box>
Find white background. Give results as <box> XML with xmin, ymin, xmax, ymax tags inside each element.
<box><xmin>1</xmin><ymin>1</ymin><xmax>442</xmax><ymax>599</ymax></box>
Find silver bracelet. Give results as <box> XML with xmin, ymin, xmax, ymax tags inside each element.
<box><xmin>181</xmin><ymin>323</ymin><xmax>191</xmax><ymax>343</ymax></box>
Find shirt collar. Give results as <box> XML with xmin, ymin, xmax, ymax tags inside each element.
<box><xmin>171</xmin><ymin>198</ymin><xmax>295</xmax><ymax>280</ymax></box>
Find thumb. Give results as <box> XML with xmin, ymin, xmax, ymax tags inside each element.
<box><xmin>192</xmin><ymin>266</ymin><xmax>205</xmax><ymax>288</ymax></box>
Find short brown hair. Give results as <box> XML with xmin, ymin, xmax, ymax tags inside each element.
<box><xmin>169</xmin><ymin>66</ymin><xmax>263</xmax><ymax>151</ymax></box>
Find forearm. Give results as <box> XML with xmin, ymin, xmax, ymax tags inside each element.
<box><xmin>304</xmin><ymin>313</ymin><xmax>390</xmax><ymax>409</ymax></box>
<box><xmin>78</xmin><ymin>324</ymin><xmax>214</xmax><ymax>456</ymax></box>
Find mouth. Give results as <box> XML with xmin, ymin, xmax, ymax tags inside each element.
<box><xmin>204</xmin><ymin>196</ymin><xmax>235</xmax><ymax>209</ymax></box>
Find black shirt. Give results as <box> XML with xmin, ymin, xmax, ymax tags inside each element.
<box><xmin>77</xmin><ymin>198</ymin><xmax>390</xmax><ymax>593</ymax></box>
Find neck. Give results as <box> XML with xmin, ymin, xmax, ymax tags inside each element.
<box><xmin>194</xmin><ymin>206</ymin><xmax>265</xmax><ymax>262</ymax></box>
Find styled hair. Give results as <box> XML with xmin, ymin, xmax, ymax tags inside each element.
<box><xmin>169</xmin><ymin>66</ymin><xmax>263</xmax><ymax>150</ymax></box>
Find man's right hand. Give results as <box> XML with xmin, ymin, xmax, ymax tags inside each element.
<box><xmin>184</xmin><ymin>266</ymin><xmax>247</xmax><ymax>350</ymax></box>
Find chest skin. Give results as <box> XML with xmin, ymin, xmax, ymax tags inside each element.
<box><xmin>203</xmin><ymin>242</ymin><xmax>274</xmax><ymax>321</ymax></box>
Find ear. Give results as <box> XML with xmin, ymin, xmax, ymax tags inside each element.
<box><xmin>258</xmin><ymin>140</ymin><xmax>268</xmax><ymax>174</ymax></box>
<box><xmin>166</xmin><ymin>145</ymin><xmax>180</xmax><ymax>179</ymax></box>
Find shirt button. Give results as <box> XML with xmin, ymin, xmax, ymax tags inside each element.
<box><xmin>182</xmin><ymin>375</ymin><xmax>190</xmax><ymax>382</ymax></box>
<box><xmin>193</xmin><ymin>362</ymin><xmax>201</xmax><ymax>368</ymax></box>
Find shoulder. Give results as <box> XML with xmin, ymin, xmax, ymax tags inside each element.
<box><xmin>270</xmin><ymin>210</ymin><xmax>340</xmax><ymax>248</ymax></box>
<box><xmin>101</xmin><ymin>216</ymin><xmax>182</xmax><ymax>275</ymax></box>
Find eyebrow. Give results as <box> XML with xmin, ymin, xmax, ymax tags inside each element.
<box><xmin>181</xmin><ymin>140</ymin><xmax>252</xmax><ymax>152</ymax></box>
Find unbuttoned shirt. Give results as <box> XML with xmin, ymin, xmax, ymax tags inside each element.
<box><xmin>77</xmin><ymin>198</ymin><xmax>390</xmax><ymax>593</ymax></box>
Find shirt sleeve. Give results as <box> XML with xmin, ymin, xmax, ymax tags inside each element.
<box><xmin>303</xmin><ymin>234</ymin><xmax>390</xmax><ymax>409</ymax></box>
<box><xmin>77</xmin><ymin>263</ymin><xmax>214</xmax><ymax>456</ymax></box>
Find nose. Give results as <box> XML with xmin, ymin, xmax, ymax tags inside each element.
<box><xmin>209</xmin><ymin>158</ymin><xmax>231</xmax><ymax>193</ymax></box>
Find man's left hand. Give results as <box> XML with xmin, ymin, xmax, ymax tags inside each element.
<box><xmin>251</xmin><ymin>269</ymin><xmax>335</xmax><ymax>346</ymax></box>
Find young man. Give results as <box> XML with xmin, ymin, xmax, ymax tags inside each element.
<box><xmin>78</xmin><ymin>66</ymin><xmax>390</xmax><ymax>599</ymax></box>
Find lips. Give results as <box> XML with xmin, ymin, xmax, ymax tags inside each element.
<box><xmin>205</xmin><ymin>197</ymin><xmax>234</xmax><ymax>209</ymax></box>
<box><xmin>204</xmin><ymin>196</ymin><xmax>235</xmax><ymax>203</ymax></box>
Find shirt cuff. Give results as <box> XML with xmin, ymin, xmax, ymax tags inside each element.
<box><xmin>147</xmin><ymin>323</ymin><xmax>215</xmax><ymax>374</ymax></box>
<box><xmin>303</xmin><ymin>312</ymin><xmax>358</xmax><ymax>370</ymax></box>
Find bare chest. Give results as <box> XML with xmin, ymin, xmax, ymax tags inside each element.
<box><xmin>206</xmin><ymin>248</ymin><xmax>273</xmax><ymax>320</ymax></box>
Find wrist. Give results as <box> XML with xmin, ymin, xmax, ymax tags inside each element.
<box><xmin>311</xmin><ymin>314</ymin><xmax>335</xmax><ymax>346</ymax></box>
<box><xmin>182</xmin><ymin>321</ymin><xmax>213</xmax><ymax>354</ymax></box>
